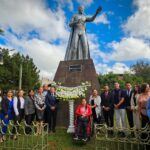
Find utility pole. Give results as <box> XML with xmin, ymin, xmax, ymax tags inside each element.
<box><xmin>19</xmin><ymin>62</ymin><xmax>22</xmax><ymax>90</ymax></box>
<box><xmin>0</xmin><ymin>50</ymin><xmax>3</xmax><ymax>65</ymax></box>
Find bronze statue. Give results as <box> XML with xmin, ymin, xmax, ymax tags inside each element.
<box><xmin>64</xmin><ymin>6</ymin><xmax>102</xmax><ymax>61</ymax></box>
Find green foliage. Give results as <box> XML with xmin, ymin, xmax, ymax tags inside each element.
<box><xmin>98</xmin><ymin>61</ymin><xmax>150</xmax><ymax>91</ymax></box>
<box><xmin>0</xmin><ymin>49</ymin><xmax>40</xmax><ymax>92</ymax></box>
<box><xmin>0</xmin><ymin>29</ymin><xmax>4</xmax><ymax>35</ymax></box>
<box><xmin>131</xmin><ymin>60</ymin><xmax>150</xmax><ymax>84</ymax></box>
<box><xmin>98</xmin><ymin>72</ymin><xmax>143</xmax><ymax>91</ymax></box>
<box><xmin>98</xmin><ymin>72</ymin><xmax>118</xmax><ymax>90</ymax></box>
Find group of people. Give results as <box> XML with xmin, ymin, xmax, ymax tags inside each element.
<box><xmin>0</xmin><ymin>82</ymin><xmax>150</xmax><ymax>143</ymax></box>
<box><xmin>0</xmin><ymin>85</ymin><xmax>59</xmax><ymax>143</ymax></box>
<box><xmin>74</xmin><ymin>82</ymin><xmax>150</xmax><ymax>141</ymax></box>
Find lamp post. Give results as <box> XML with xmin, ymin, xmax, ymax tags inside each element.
<box><xmin>0</xmin><ymin>50</ymin><xmax>3</xmax><ymax>65</ymax></box>
<box><xmin>19</xmin><ymin>62</ymin><xmax>22</xmax><ymax>90</ymax></box>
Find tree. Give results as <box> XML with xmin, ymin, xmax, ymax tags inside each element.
<box><xmin>131</xmin><ymin>61</ymin><xmax>150</xmax><ymax>83</ymax></box>
<box><xmin>0</xmin><ymin>29</ymin><xmax>4</xmax><ymax>35</ymax></box>
<box><xmin>0</xmin><ymin>49</ymin><xmax>40</xmax><ymax>92</ymax></box>
<box><xmin>98</xmin><ymin>72</ymin><xmax>143</xmax><ymax>91</ymax></box>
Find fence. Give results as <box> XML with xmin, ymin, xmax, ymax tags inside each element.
<box><xmin>0</xmin><ymin>120</ymin><xmax>48</xmax><ymax>150</ymax></box>
<box><xmin>95</xmin><ymin>124</ymin><xmax>150</xmax><ymax>150</ymax></box>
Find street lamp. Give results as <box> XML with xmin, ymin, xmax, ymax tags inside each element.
<box><xmin>0</xmin><ymin>50</ymin><xmax>3</xmax><ymax>65</ymax></box>
<box><xmin>19</xmin><ymin>61</ymin><xmax>23</xmax><ymax>90</ymax></box>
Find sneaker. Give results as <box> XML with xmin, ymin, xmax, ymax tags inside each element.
<box><xmin>73</xmin><ymin>136</ymin><xmax>79</xmax><ymax>140</ymax></box>
<box><xmin>13</xmin><ymin>135</ymin><xmax>17</xmax><ymax>140</ymax></box>
<box><xmin>0</xmin><ymin>137</ymin><xmax>3</xmax><ymax>143</ymax></box>
<box><xmin>82</xmin><ymin>138</ymin><xmax>88</xmax><ymax>142</ymax></box>
<box><xmin>2</xmin><ymin>135</ymin><xmax>6</xmax><ymax>141</ymax></box>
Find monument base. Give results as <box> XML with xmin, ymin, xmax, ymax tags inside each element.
<box><xmin>54</xmin><ymin>59</ymin><xmax>100</xmax><ymax>127</ymax></box>
<box><xmin>67</xmin><ymin>126</ymin><xmax>75</xmax><ymax>133</ymax></box>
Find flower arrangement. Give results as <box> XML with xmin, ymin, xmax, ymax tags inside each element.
<box><xmin>51</xmin><ymin>81</ymin><xmax>91</xmax><ymax>101</ymax></box>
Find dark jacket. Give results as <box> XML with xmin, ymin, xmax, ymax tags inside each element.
<box><xmin>45</xmin><ymin>92</ymin><xmax>59</xmax><ymax>110</ymax></box>
<box><xmin>1</xmin><ymin>97</ymin><xmax>14</xmax><ymax>116</ymax></box>
<box><xmin>112</xmin><ymin>89</ymin><xmax>125</xmax><ymax>109</ymax></box>
<box><xmin>101</xmin><ymin>92</ymin><xmax>114</xmax><ymax>110</ymax></box>
<box><xmin>124</xmin><ymin>89</ymin><xmax>133</xmax><ymax>108</ymax></box>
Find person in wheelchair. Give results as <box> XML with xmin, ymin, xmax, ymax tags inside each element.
<box><xmin>74</xmin><ymin>98</ymin><xmax>92</xmax><ymax>142</ymax></box>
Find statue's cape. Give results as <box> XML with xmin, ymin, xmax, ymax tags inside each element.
<box><xmin>64</xmin><ymin>28</ymin><xmax>90</xmax><ymax>61</ymax></box>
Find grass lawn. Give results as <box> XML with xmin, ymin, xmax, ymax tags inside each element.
<box><xmin>48</xmin><ymin>128</ymin><xmax>96</xmax><ymax>150</ymax></box>
<box><xmin>0</xmin><ymin>127</ymin><xmax>96</xmax><ymax>150</ymax></box>
<box><xmin>0</xmin><ymin>127</ymin><xmax>148</xmax><ymax>150</ymax></box>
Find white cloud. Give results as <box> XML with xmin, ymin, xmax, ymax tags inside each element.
<box><xmin>0</xmin><ymin>0</ymin><xmax>69</xmax><ymax>42</ymax></box>
<box><xmin>123</xmin><ymin>0</ymin><xmax>150</xmax><ymax>39</ymax></box>
<box><xmin>105</xmin><ymin>0</ymin><xmax>150</xmax><ymax>62</ymax></box>
<box><xmin>0</xmin><ymin>0</ymin><xmax>69</xmax><ymax>79</ymax></box>
<box><xmin>87</xmin><ymin>33</ymin><xmax>108</xmax><ymax>63</ymax></box>
<box><xmin>95</xmin><ymin>63</ymin><xmax>111</xmax><ymax>74</ymax></box>
<box><xmin>77</xmin><ymin>0</ymin><xmax>93</xmax><ymax>7</ymax></box>
<box><xmin>96</xmin><ymin>62</ymin><xmax>130</xmax><ymax>74</ymax></box>
<box><xmin>3</xmin><ymin>32</ymin><xmax>66</xmax><ymax>79</ymax></box>
<box><xmin>108</xmin><ymin>37</ymin><xmax>150</xmax><ymax>61</ymax></box>
<box><xmin>55</xmin><ymin>0</ymin><xmax>74</xmax><ymax>11</ymax></box>
<box><xmin>111</xmin><ymin>63</ymin><xmax>130</xmax><ymax>74</ymax></box>
<box><xmin>94</xmin><ymin>13</ymin><xmax>110</xmax><ymax>24</ymax></box>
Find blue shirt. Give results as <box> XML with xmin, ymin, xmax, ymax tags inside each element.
<box><xmin>147</xmin><ymin>97</ymin><xmax>150</xmax><ymax>118</ymax></box>
<box><xmin>113</xmin><ymin>89</ymin><xmax>125</xmax><ymax>109</ymax></box>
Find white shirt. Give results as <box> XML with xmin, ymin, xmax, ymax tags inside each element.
<box><xmin>13</xmin><ymin>96</ymin><xmax>25</xmax><ymax>116</ymax></box>
<box><xmin>43</xmin><ymin>90</ymin><xmax>48</xmax><ymax>96</ymax></box>
<box><xmin>89</xmin><ymin>95</ymin><xmax>102</xmax><ymax>117</ymax></box>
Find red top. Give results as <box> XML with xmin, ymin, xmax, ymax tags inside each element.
<box><xmin>75</xmin><ymin>104</ymin><xmax>92</xmax><ymax>117</ymax></box>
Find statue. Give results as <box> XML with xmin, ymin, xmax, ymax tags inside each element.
<box><xmin>64</xmin><ymin>6</ymin><xmax>102</xmax><ymax>61</ymax></box>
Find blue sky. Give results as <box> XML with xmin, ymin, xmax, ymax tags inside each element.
<box><xmin>0</xmin><ymin>0</ymin><xmax>150</xmax><ymax>79</ymax></box>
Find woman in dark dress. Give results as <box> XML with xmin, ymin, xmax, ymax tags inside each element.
<box><xmin>1</xmin><ymin>90</ymin><xmax>14</xmax><ymax>142</ymax></box>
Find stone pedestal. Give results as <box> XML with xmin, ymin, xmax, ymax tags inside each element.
<box><xmin>54</xmin><ymin>59</ymin><xmax>100</xmax><ymax>127</ymax></box>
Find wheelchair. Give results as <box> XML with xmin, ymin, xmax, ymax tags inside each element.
<box><xmin>73</xmin><ymin>115</ymin><xmax>93</xmax><ymax>142</ymax></box>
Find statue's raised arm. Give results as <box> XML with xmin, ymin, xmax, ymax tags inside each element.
<box><xmin>86</xmin><ymin>6</ymin><xmax>102</xmax><ymax>22</ymax></box>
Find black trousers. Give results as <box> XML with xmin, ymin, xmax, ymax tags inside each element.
<box><xmin>44</xmin><ymin>109</ymin><xmax>48</xmax><ymax>123</ymax></box>
<box><xmin>25</xmin><ymin>113</ymin><xmax>35</xmax><ymax>134</ymax></box>
<box><xmin>47</xmin><ymin>109</ymin><xmax>57</xmax><ymax>131</ymax></box>
<box><xmin>141</xmin><ymin>114</ymin><xmax>149</xmax><ymax>143</ymax></box>
<box><xmin>141</xmin><ymin>113</ymin><xmax>149</xmax><ymax>128</ymax></box>
<box><xmin>76</xmin><ymin>117</ymin><xmax>88</xmax><ymax>139</ymax></box>
<box><xmin>92</xmin><ymin>109</ymin><xmax>101</xmax><ymax>124</ymax></box>
<box><xmin>12</xmin><ymin>109</ymin><xmax>24</xmax><ymax>134</ymax></box>
<box><xmin>103</xmin><ymin>110</ymin><xmax>114</xmax><ymax>127</ymax></box>
<box><xmin>126</xmin><ymin>108</ymin><xmax>134</xmax><ymax>128</ymax></box>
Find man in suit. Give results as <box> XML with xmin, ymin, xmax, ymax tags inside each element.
<box><xmin>124</xmin><ymin>83</ymin><xmax>134</xmax><ymax>129</ymax></box>
<box><xmin>45</xmin><ymin>87</ymin><xmax>59</xmax><ymax>133</ymax></box>
<box><xmin>101</xmin><ymin>85</ymin><xmax>114</xmax><ymax>128</ymax></box>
